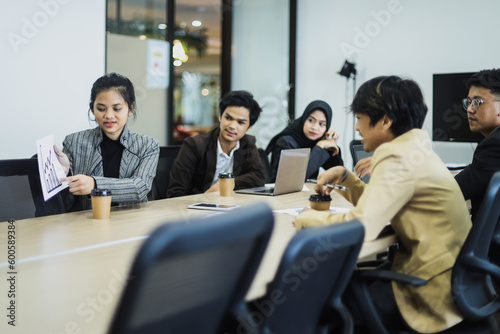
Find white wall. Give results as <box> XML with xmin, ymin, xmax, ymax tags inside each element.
<box><xmin>3</xmin><ymin>0</ymin><xmax>499</xmax><ymax>165</ymax></box>
<box><xmin>296</xmin><ymin>0</ymin><xmax>500</xmax><ymax>169</ymax></box>
<box><xmin>1</xmin><ymin>0</ymin><xmax>106</xmax><ymax>159</ymax></box>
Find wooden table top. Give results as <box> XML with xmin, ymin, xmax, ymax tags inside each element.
<box><xmin>0</xmin><ymin>184</ymin><xmax>395</xmax><ymax>334</ymax></box>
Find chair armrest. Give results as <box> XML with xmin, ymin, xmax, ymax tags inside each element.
<box><xmin>357</xmin><ymin>243</ymin><xmax>398</xmax><ymax>269</ymax></box>
<box><xmin>463</xmin><ymin>256</ymin><xmax>500</xmax><ymax>280</ymax></box>
<box><xmin>325</xmin><ymin>299</ymin><xmax>353</xmax><ymax>334</ymax></box>
<box><xmin>224</xmin><ymin>302</ymin><xmax>259</xmax><ymax>334</ymax></box>
<box><xmin>492</xmin><ymin>235</ymin><xmax>500</xmax><ymax>246</ymax></box>
<box><xmin>357</xmin><ymin>260</ymin><xmax>385</xmax><ymax>268</ymax></box>
<box><xmin>358</xmin><ymin>269</ymin><xmax>427</xmax><ymax>286</ymax></box>
<box><xmin>376</xmin><ymin>251</ymin><xmax>388</xmax><ymax>260</ymax></box>
<box><xmin>347</xmin><ymin>269</ymin><xmax>426</xmax><ymax>334</ymax></box>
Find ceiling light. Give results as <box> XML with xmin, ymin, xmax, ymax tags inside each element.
<box><xmin>192</xmin><ymin>20</ymin><xmax>202</xmax><ymax>27</ymax></box>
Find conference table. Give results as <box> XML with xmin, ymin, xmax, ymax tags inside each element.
<box><xmin>0</xmin><ymin>184</ymin><xmax>396</xmax><ymax>334</ymax></box>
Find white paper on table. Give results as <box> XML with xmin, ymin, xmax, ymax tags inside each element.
<box><xmin>36</xmin><ymin>135</ymin><xmax>69</xmax><ymax>201</ymax></box>
<box><xmin>273</xmin><ymin>207</ymin><xmax>351</xmax><ymax>216</ymax></box>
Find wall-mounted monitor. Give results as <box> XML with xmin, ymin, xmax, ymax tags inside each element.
<box><xmin>432</xmin><ymin>72</ymin><xmax>483</xmax><ymax>143</ymax></box>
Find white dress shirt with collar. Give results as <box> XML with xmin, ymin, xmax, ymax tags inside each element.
<box><xmin>211</xmin><ymin>139</ymin><xmax>240</xmax><ymax>186</ymax></box>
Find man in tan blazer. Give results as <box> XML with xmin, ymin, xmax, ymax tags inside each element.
<box><xmin>295</xmin><ymin>76</ymin><xmax>472</xmax><ymax>333</ymax></box>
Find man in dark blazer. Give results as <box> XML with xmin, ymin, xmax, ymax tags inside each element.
<box><xmin>455</xmin><ymin>69</ymin><xmax>500</xmax><ymax>221</ymax></box>
<box><xmin>167</xmin><ymin>91</ymin><xmax>265</xmax><ymax>198</ymax></box>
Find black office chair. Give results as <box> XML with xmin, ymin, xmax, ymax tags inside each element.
<box><xmin>449</xmin><ymin>171</ymin><xmax>500</xmax><ymax>332</ymax></box>
<box><xmin>349</xmin><ymin>140</ymin><xmax>373</xmax><ymax>183</ymax></box>
<box><xmin>234</xmin><ymin>220</ymin><xmax>364</xmax><ymax>334</ymax></box>
<box><xmin>0</xmin><ymin>158</ymin><xmax>64</xmax><ymax>221</ymax></box>
<box><xmin>107</xmin><ymin>202</ymin><xmax>274</xmax><ymax>334</ymax></box>
<box><xmin>348</xmin><ymin>172</ymin><xmax>500</xmax><ymax>334</ymax></box>
<box><xmin>258</xmin><ymin>148</ymin><xmax>272</xmax><ymax>183</ymax></box>
<box><xmin>148</xmin><ymin>145</ymin><xmax>181</xmax><ymax>200</ymax></box>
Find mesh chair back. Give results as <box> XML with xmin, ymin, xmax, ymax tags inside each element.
<box><xmin>452</xmin><ymin>172</ymin><xmax>500</xmax><ymax>320</ymax></box>
<box><xmin>150</xmin><ymin>145</ymin><xmax>181</xmax><ymax>200</ymax></box>
<box><xmin>246</xmin><ymin>220</ymin><xmax>364</xmax><ymax>334</ymax></box>
<box><xmin>108</xmin><ymin>202</ymin><xmax>274</xmax><ymax>334</ymax></box>
<box><xmin>0</xmin><ymin>158</ymin><xmax>63</xmax><ymax>221</ymax></box>
<box><xmin>258</xmin><ymin>148</ymin><xmax>272</xmax><ymax>183</ymax></box>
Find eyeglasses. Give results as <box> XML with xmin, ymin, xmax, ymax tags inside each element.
<box><xmin>462</xmin><ymin>98</ymin><xmax>500</xmax><ymax>111</ymax></box>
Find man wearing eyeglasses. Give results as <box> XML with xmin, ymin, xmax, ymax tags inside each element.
<box><xmin>456</xmin><ymin>68</ymin><xmax>500</xmax><ymax>221</ymax></box>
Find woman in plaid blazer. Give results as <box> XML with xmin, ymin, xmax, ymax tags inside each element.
<box><xmin>54</xmin><ymin>73</ymin><xmax>159</xmax><ymax>212</ymax></box>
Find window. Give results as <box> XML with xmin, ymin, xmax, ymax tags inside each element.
<box><xmin>106</xmin><ymin>0</ymin><xmax>222</xmax><ymax>145</ymax></box>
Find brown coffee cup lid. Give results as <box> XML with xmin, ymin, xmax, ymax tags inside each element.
<box><xmin>218</xmin><ymin>172</ymin><xmax>234</xmax><ymax>179</ymax></box>
<box><xmin>91</xmin><ymin>189</ymin><xmax>112</xmax><ymax>196</ymax></box>
<box><xmin>309</xmin><ymin>194</ymin><xmax>331</xmax><ymax>202</ymax></box>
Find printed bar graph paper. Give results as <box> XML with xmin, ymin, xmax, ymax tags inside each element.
<box><xmin>36</xmin><ymin>135</ymin><xmax>69</xmax><ymax>201</ymax></box>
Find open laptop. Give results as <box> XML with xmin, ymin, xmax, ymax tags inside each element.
<box><xmin>235</xmin><ymin>148</ymin><xmax>310</xmax><ymax>196</ymax></box>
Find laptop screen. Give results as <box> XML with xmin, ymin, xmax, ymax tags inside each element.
<box><xmin>272</xmin><ymin>148</ymin><xmax>311</xmax><ymax>195</ymax></box>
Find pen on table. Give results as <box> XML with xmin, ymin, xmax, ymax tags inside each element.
<box><xmin>306</xmin><ymin>179</ymin><xmax>349</xmax><ymax>191</ymax></box>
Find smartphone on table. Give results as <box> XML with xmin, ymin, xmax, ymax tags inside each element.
<box><xmin>187</xmin><ymin>203</ymin><xmax>241</xmax><ymax>211</ymax></box>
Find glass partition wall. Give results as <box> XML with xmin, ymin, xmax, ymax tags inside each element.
<box><xmin>231</xmin><ymin>0</ymin><xmax>292</xmax><ymax>150</ymax></box>
<box><xmin>106</xmin><ymin>0</ymin><xmax>169</xmax><ymax>145</ymax></box>
<box><xmin>173</xmin><ymin>1</ymin><xmax>221</xmax><ymax>143</ymax></box>
<box><xmin>106</xmin><ymin>0</ymin><xmax>221</xmax><ymax>145</ymax></box>
<box><xmin>106</xmin><ymin>0</ymin><xmax>294</xmax><ymax>149</ymax></box>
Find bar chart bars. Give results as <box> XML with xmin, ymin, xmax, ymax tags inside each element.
<box><xmin>36</xmin><ymin>135</ymin><xmax>68</xmax><ymax>201</ymax></box>
<box><xmin>40</xmin><ymin>147</ymin><xmax>62</xmax><ymax>194</ymax></box>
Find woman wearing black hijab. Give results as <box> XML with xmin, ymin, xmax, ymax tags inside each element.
<box><xmin>265</xmin><ymin>100</ymin><xmax>343</xmax><ymax>182</ymax></box>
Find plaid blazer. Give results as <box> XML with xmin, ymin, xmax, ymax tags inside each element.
<box><xmin>62</xmin><ymin>125</ymin><xmax>159</xmax><ymax>211</ymax></box>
